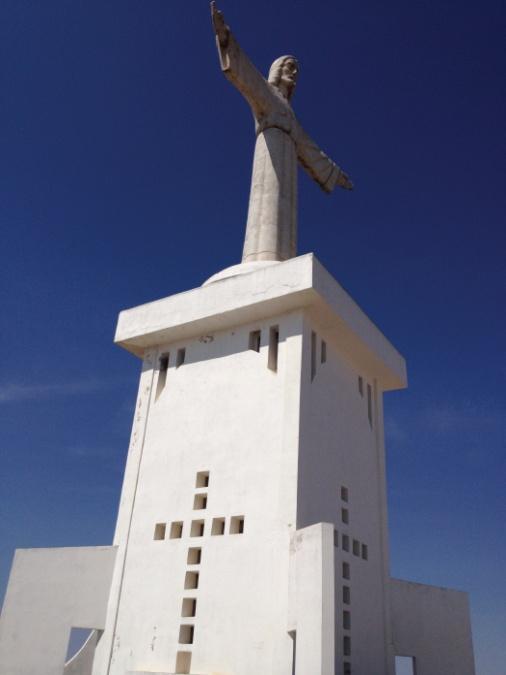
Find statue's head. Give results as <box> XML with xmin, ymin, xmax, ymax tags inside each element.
<box><xmin>268</xmin><ymin>55</ymin><xmax>298</xmax><ymax>100</ymax></box>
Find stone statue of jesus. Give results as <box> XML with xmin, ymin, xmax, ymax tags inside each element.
<box><xmin>211</xmin><ymin>2</ymin><xmax>353</xmax><ymax>263</ymax></box>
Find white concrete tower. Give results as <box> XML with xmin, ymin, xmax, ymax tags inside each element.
<box><xmin>90</xmin><ymin>254</ymin><xmax>407</xmax><ymax>675</ymax></box>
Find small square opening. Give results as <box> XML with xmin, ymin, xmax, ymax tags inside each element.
<box><xmin>195</xmin><ymin>471</ymin><xmax>209</xmax><ymax>488</ymax></box>
<box><xmin>175</xmin><ymin>651</ymin><xmax>192</xmax><ymax>674</ymax></box>
<box><xmin>340</xmin><ymin>486</ymin><xmax>349</xmax><ymax>502</ymax></box>
<box><xmin>342</xmin><ymin>561</ymin><xmax>350</xmax><ymax>579</ymax></box>
<box><xmin>190</xmin><ymin>520</ymin><xmax>205</xmax><ymax>537</ymax></box>
<box><xmin>361</xmin><ymin>543</ymin><xmax>368</xmax><ymax>560</ymax></box>
<box><xmin>153</xmin><ymin>523</ymin><xmax>166</xmax><ymax>540</ymax></box>
<box><xmin>170</xmin><ymin>521</ymin><xmax>183</xmax><ymax>539</ymax></box>
<box><xmin>343</xmin><ymin>585</ymin><xmax>351</xmax><ymax>604</ymax></box>
<box><xmin>343</xmin><ymin>610</ymin><xmax>351</xmax><ymax>630</ymax></box>
<box><xmin>249</xmin><ymin>330</ymin><xmax>261</xmax><ymax>352</ymax></box>
<box><xmin>342</xmin><ymin>534</ymin><xmax>349</xmax><ymax>551</ymax></box>
<box><xmin>184</xmin><ymin>571</ymin><xmax>199</xmax><ymax>589</ymax></box>
<box><xmin>230</xmin><ymin>516</ymin><xmax>245</xmax><ymax>534</ymax></box>
<box><xmin>341</xmin><ymin>508</ymin><xmax>349</xmax><ymax>524</ymax></box>
<box><xmin>176</xmin><ymin>347</ymin><xmax>186</xmax><ymax>368</ymax></box>
<box><xmin>212</xmin><ymin>517</ymin><xmax>225</xmax><ymax>535</ymax></box>
<box><xmin>181</xmin><ymin>598</ymin><xmax>197</xmax><ymax>618</ymax></box>
<box><xmin>178</xmin><ymin>624</ymin><xmax>194</xmax><ymax>644</ymax></box>
<box><xmin>352</xmin><ymin>539</ymin><xmax>360</xmax><ymax>556</ymax></box>
<box><xmin>193</xmin><ymin>494</ymin><xmax>208</xmax><ymax>510</ymax></box>
<box><xmin>395</xmin><ymin>656</ymin><xmax>416</xmax><ymax>675</ymax></box>
<box><xmin>187</xmin><ymin>547</ymin><xmax>202</xmax><ymax>565</ymax></box>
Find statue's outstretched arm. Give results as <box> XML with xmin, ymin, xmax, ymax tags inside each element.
<box><xmin>295</xmin><ymin>123</ymin><xmax>353</xmax><ymax>193</ymax></box>
<box><xmin>211</xmin><ymin>2</ymin><xmax>272</xmax><ymax>117</ymax></box>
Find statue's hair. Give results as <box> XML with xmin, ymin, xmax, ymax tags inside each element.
<box><xmin>268</xmin><ymin>55</ymin><xmax>298</xmax><ymax>87</ymax></box>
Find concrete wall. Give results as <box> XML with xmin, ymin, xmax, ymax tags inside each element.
<box><xmin>297</xmin><ymin>315</ymin><xmax>393</xmax><ymax>675</ymax></box>
<box><xmin>389</xmin><ymin>578</ymin><xmax>475</xmax><ymax>675</ymax></box>
<box><xmin>0</xmin><ymin>546</ymin><xmax>116</xmax><ymax>675</ymax></box>
<box><xmin>94</xmin><ymin>312</ymin><xmax>305</xmax><ymax>675</ymax></box>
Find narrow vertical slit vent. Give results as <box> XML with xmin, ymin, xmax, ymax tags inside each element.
<box><xmin>156</xmin><ymin>354</ymin><xmax>169</xmax><ymax>400</ymax></box>
<box><xmin>249</xmin><ymin>330</ymin><xmax>261</xmax><ymax>352</ymax></box>
<box><xmin>268</xmin><ymin>326</ymin><xmax>279</xmax><ymax>371</ymax></box>
<box><xmin>311</xmin><ymin>331</ymin><xmax>317</xmax><ymax>381</ymax></box>
<box><xmin>367</xmin><ymin>383</ymin><xmax>373</xmax><ymax>427</ymax></box>
<box><xmin>176</xmin><ymin>347</ymin><xmax>186</xmax><ymax>368</ymax></box>
<box><xmin>321</xmin><ymin>340</ymin><xmax>327</xmax><ymax>363</ymax></box>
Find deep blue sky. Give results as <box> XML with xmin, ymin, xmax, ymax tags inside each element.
<box><xmin>0</xmin><ymin>1</ymin><xmax>504</xmax><ymax>672</ymax></box>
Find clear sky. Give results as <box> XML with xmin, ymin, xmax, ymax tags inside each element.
<box><xmin>0</xmin><ymin>1</ymin><xmax>504</xmax><ymax>672</ymax></box>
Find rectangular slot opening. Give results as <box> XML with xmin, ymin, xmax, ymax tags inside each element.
<box><xmin>175</xmin><ymin>651</ymin><xmax>192</xmax><ymax>674</ymax></box>
<box><xmin>311</xmin><ymin>331</ymin><xmax>317</xmax><ymax>381</ymax></box>
<box><xmin>187</xmin><ymin>547</ymin><xmax>202</xmax><ymax>565</ymax></box>
<box><xmin>343</xmin><ymin>635</ymin><xmax>351</xmax><ymax>656</ymax></box>
<box><xmin>184</xmin><ymin>571</ymin><xmax>199</xmax><ymax>590</ymax></box>
<box><xmin>156</xmin><ymin>354</ymin><xmax>169</xmax><ymax>400</ymax></box>
<box><xmin>343</xmin><ymin>610</ymin><xmax>351</xmax><ymax>630</ymax></box>
<box><xmin>169</xmin><ymin>521</ymin><xmax>183</xmax><ymax>539</ymax></box>
<box><xmin>321</xmin><ymin>340</ymin><xmax>327</xmax><ymax>363</ymax></box>
<box><xmin>193</xmin><ymin>494</ymin><xmax>208</xmax><ymax>510</ymax></box>
<box><xmin>358</xmin><ymin>375</ymin><xmax>363</xmax><ymax>396</ymax></box>
<box><xmin>341</xmin><ymin>508</ymin><xmax>349</xmax><ymax>524</ymax></box>
<box><xmin>211</xmin><ymin>517</ymin><xmax>225</xmax><ymax>535</ymax></box>
<box><xmin>176</xmin><ymin>347</ymin><xmax>186</xmax><ymax>368</ymax></box>
<box><xmin>367</xmin><ymin>383</ymin><xmax>373</xmax><ymax>426</ymax></box>
<box><xmin>153</xmin><ymin>523</ymin><xmax>166</xmax><ymax>540</ymax></box>
<box><xmin>181</xmin><ymin>598</ymin><xmax>197</xmax><ymax>618</ymax></box>
<box><xmin>343</xmin><ymin>662</ymin><xmax>351</xmax><ymax>675</ymax></box>
<box><xmin>342</xmin><ymin>534</ymin><xmax>349</xmax><ymax>551</ymax></box>
<box><xmin>178</xmin><ymin>624</ymin><xmax>194</xmax><ymax>644</ymax></box>
<box><xmin>395</xmin><ymin>656</ymin><xmax>416</xmax><ymax>675</ymax></box>
<box><xmin>333</xmin><ymin>529</ymin><xmax>339</xmax><ymax>548</ymax></box>
<box><xmin>352</xmin><ymin>539</ymin><xmax>360</xmax><ymax>556</ymax></box>
<box><xmin>342</xmin><ymin>561</ymin><xmax>350</xmax><ymax>580</ymax></box>
<box><xmin>361</xmin><ymin>543</ymin><xmax>368</xmax><ymax>560</ymax></box>
<box><xmin>249</xmin><ymin>329</ymin><xmax>261</xmax><ymax>352</ymax></box>
<box><xmin>195</xmin><ymin>471</ymin><xmax>209</xmax><ymax>488</ymax></box>
<box><xmin>289</xmin><ymin>630</ymin><xmax>296</xmax><ymax>675</ymax></box>
<box><xmin>268</xmin><ymin>325</ymin><xmax>279</xmax><ymax>371</ymax></box>
<box><xmin>343</xmin><ymin>585</ymin><xmax>351</xmax><ymax>604</ymax></box>
<box><xmin>230</xmin><ymin>515</ymin><xmax>245</xmax><ymax>534</ymax></box>
<box><xmin>190</xmin><ymin>520</ymin><xmax>205</xmax><ymax>537</ymax></box>
<box><xmin>340</xmin><ymin>486</ymin><xmax>349</xmax><ymax>502</ymax></box>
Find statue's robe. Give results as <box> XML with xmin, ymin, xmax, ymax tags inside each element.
<box><xmin>217</xmin><ymin>33</ymin><xmax>345</xmax><ymax>262</ymax></box>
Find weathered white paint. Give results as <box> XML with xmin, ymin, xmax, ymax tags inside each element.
<box><xmin>0</xmin><ymin>546</ymin><xmax>116</xmax><ymax>675</ymax></box>
<box><xmin>390</xmin><ymin>578</ymin><xmax>476</xmax><ymax>675</ymax></box>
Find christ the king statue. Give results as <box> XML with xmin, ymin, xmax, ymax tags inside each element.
<box><xmin>211</xmin><ymin>2</ymin><xmax>353</xmax><ymax>263</ymax></box>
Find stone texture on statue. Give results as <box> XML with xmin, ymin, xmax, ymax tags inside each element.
<box><xmin>211</xmin><ymin>2</ymin><xmax>353</xmax><ymax>263</ymax></box>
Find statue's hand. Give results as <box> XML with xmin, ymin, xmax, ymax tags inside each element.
<box><xmin>211</xmin><ymin>1</ymin><xmax>230</xmax><ymax>48</ymax></box>
<box><xmin>337</xmin><ymin>169</ymin><xmax>354</xmax><ymax>190</ymax></box>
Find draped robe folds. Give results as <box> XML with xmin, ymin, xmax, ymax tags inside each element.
<box><xmin>216</xmin><ymin>33</ymin><xmax>346</xmax><ymax>262</ymax></box>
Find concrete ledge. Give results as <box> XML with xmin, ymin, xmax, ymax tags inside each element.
<box><xmin>115</xmin><ymin>253</ymin><xmax>406</xmax><ymax>390</ymax></box>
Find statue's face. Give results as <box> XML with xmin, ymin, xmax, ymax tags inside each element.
<box><xmin>279</xmin><ymin>58</ymin><xmax>298</xmax><ymax>98</ymax></box>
